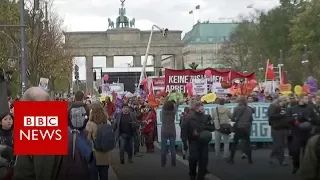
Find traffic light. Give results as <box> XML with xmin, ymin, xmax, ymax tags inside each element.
<box><xmin>74</xmin><ymin>65</ymin><xmax>79</xmax><ymax>80</ymax></box>
<box><xmin>93</xmin><ymin>71</ymin><xmax>96</xmax><ymax>81</ymax></box>
<box><xmin>98</xmin><ymin>86</ymin><xmax>102</xmax><ymax>93</ymax></box>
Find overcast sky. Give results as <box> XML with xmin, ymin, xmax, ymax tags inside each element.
<box><xmin>53</xmin><ymin>0</ymin><xmax>279</xmax><ymax>80</ymax></box>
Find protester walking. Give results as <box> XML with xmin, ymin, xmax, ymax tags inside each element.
<box><xmin>287</xmin><ymin>94</ymin><xmax>319</xmax><ymax>174</ymax></box>
<box><xmin>268</xmin><ymin>96</ymin><xmax>289</xmax><ymax>166</ymax></box>
<box><xmin>212</xmin><ymin>99</ymin><xmax>232</xmax><ymax>159</ymax></box>
<box><xmin>114</xmin><ymin>103</ymin><xmax>136</xmax><ymax>164</ymax></box>
<box><xmin>181</xmin><ymin>100</ymin><xmax>215</xmax><ymax>180</ymax></box>
<box><xmin>86</xmin><ymin>102</ymin><xmax>111</xmax><ymax>180</ymax></box>
<box><xmin>228</xmin><ymin>96</ymin><xmax>254</xmax><ymax>164</ymax></box>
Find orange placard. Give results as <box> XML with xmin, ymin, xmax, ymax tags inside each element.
<box><xmin>279</xmin><ymin>83</ymin><xmax>292</xmax><ymax>92</ymax></box>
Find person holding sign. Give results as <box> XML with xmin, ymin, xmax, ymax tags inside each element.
<box><xmin>160</xmin><ymin>91</ymin><xmax>180</xmax><ymax>167</ymax></box>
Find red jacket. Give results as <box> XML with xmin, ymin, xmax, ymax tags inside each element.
<box><xmin>105</xmin><ymin>103</ymin><xmax>116</xmax><ymax>117</ymax></box>
<box><xmin>142</xmin><ymin>111</ymin><xmax>156</xmax><ymax>133</ymax></box>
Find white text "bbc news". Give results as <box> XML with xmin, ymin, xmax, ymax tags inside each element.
<box><xmin>20</xmin><ymin>116</ymin><xmax>62</xmax><ymax>141</ymax></box>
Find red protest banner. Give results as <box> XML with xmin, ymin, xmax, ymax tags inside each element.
<box><xmin>164</xmin><ymin>68</ymin><xmax>255</xmax><ymax>93</ymax></box>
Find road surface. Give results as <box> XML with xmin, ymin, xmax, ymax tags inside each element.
<box><xmin>110</xmin><ymin>143</ymin><xmax>301</xmax><ymax>180</ymax></box>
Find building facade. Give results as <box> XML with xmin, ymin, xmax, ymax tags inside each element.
<box><xmin>181</xmin><ymin>22</ymin><xmax>238</xmax><ymax>69</ymax></box>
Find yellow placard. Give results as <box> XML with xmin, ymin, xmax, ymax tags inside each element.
<box><xmin>281</xmin><ymin>91</ymin><xmax>293</xmax><ymax>96</ymax></box>
<box><xmin>201</xmin><ymin>93</ymin><xmax>217</xmax><ymax>103</ymax></box>
<box><xmin>100</xmin><ymin>96</ymin><xmax>106</xmax><ymax>102</ymax></box>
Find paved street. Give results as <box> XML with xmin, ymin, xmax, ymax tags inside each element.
<box><xmin>110</xmin><ymin>144</ymin><xmax>302</xmax><ymax>180</ymax></box>
<box><xmin>111</xmin><ymin>145</ymin><xmax>190</xmax><ymax>180</ymax></box>
<box><xmin>207</xmin><ymin>149</ymin><xmax>300</xmax><ymax>180</ymax></box>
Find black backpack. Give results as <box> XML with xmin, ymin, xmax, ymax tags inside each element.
<box><xmin>93</xmin><ymin>122</ymin><xmax>115</xmax><ymax>152</ymax></box>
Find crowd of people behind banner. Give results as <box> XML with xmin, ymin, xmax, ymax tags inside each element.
<box><xmin>1</xmin><ymin>83</ymin><xmax>320</xmax><ymax>180</ymax></box>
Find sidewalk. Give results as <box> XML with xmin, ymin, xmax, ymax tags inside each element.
<box><xmin>111</xmin><ymin>144</ymin><xmax>190</xmax><ymax>180</ymax></box>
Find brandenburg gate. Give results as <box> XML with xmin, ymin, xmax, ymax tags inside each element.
<box><xmin>63</xmin><ymin>0</ymin><xmax>184</xmax><ymax>93</ymax></box>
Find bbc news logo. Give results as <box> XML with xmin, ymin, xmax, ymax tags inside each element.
<box><xmin>20</xmin><ymin>116</ymin><xmax>62</xmax><ymax>141</ymax></box>
<box><xmin>14</xmin><ymin>101</ymin><xmax>68</xmax><ymax>155</ymax></box>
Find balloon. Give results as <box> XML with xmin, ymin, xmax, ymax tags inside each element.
<box><xmin>205</xmin><ymin>70</ymin><xmax>212</xmax><ymax>78</ymax></box>
<box><xmin>221</xmin><ymin>81</ymin><xmax>232</xmax><ymax>89</ymax></box>
<box><xmin>306</xmin><ymin>77</ymin><xmax>317</xmax><ymax>93</ymax></box>
<box><xmin>249</xmin><ymin>79</ymin><xmax>257</xmax><ymax>87</ymax></box>
<box><xmin>302</xmin><ymin>84</ymin><xmax>309</xmax><ymax>94</ymax></box>
<box><xmin>294</xmin><ymin>85</ymin><xmax>302</xmax><ymax>95</ymax></box>
<box><xmin>142</xmin><ymin>79</ymin><xmax>148</xmax><ymax>84</ymax></box>
<box><xmin>156</xmin><ymin>91</ymin><xmax>161</xmax><ymax>96</ymax></box>
<box><xmin>186</xmin><ymin>83</ymin><xmax>192</xmax><ymax>89</ymax></box>
<box><xmin>103</xmin><ymin>74</ymin><xmax>109</xmax><ymax>81</ymax></box>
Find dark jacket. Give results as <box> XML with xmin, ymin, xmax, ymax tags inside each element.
<box><xmin>267</xmin><ymin>104</ymin><xmax>288</xmax><ymax>130</ymax></box>
<box><xmin>161</xmin><ymin>103</ymin><xmax>179</xmax><ymax>138</ymax></box>
<box><xmin>181</xmin><ymin>112</ymin><xmax>215</xmax><ymax>143</ymax></box>
<box><xmin>68</xmin><ymin>101</ymin><xmax>90</xmax><ymax>131</ymax></box>
<box><xmin>232</xmin><ymin>105</ymin><xmax>253</xmax><ymax>129</ymax></box>
<box><xmin>179</xmin><ymin>112</ymin><xmax>190</xmax><ymax>127</ymax></box>
<box><xmin>298</xmin><ymin>134</ymin><xmax>320</xmax><ymax>179</ymax></box>
<box><xmin>113</xmin><ymin>112</ymin><xmax>136</xmax><ymax>138</ymax></box>
<box><xmin>287</xmin><ymin>104</ymin><xmax>319</xmax><ymax>140</ymax></box>
<box><xmin>13</xmin><ymin>132</ymin><xmax>90</xmax><ymax>180</ymax></box>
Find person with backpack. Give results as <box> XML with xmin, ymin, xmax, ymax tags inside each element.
<box><xmin>113</xmin><ymin>103</ymin><xmax>136</xmax><ymax>164</ymax></box>
<box><xmin>86</xmin><ymin>103</ymin><xmax>114</xmax><ymax>180</ymax></box>
<box><xmin>212</xmin><ymin>98</ymin><xmax>232</xmax><ymax>160</ymax></box>
<box><xmin>68</xmin><ymin>91</ymin><xmax>90</xmax><ymax>132</ymax></box>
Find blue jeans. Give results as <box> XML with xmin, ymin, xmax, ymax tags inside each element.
<box><xmin>161</xmin><ymin>136</ymin><xmax>176</xmax><ymax>166</ymax></box>
<box><xmin>119</xmin><ymin>134</ymin><xmax>134</xmax><ymax>160</ymax></box>
<box><xmin>89</xmin><ymin>157</ymin><xmax>109</xmax><ymax>180</ymax></box>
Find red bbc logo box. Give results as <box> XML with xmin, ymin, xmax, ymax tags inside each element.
<box><xmin>14</xmin><ymin>101</ymin><xmax>68</xmax><ymax>155</ymax></box>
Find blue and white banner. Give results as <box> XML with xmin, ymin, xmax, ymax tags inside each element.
<box><xmin>156</xmin><ymin>103</ymin><xmax>271</xmax><ymax>144</ymax></box>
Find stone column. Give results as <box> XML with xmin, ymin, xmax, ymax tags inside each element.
<box><xmin>174</xmin><ymin>54</ymin><xmax>183</xmax><ymax>69</ymax></box>
<box><xmin>154</xmin><ymin>54</ymin><xmax>162</xmax><ymax>76</ymax></box>
<box><xmin>169</xmin><ymin>56</ymin><xmax>175</xmax><ymax>69</ymax></box>
<box><xmin>85</xmin><ymin>55</ymin><xmax>93</xmax><ymax>94</ymax></box>
<box><xmin>133</xmin><ymin>55</ymin><xmax>141</xmax><ymax>67</ymax></box>
<box><xmin>106</xmin><ymin>56</ymin><xmax>114</xmax><ymax>67</ymax></box>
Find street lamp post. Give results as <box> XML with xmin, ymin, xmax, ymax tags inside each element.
<box><xmin>301</xmin><ymin>45</ymin><xmax>309</xmax><ymax>80</ymax></box>
<box><xmin>302</xmin><ymin>45</ymin><xmax>309</xmax><ymax>64</ymax></box>
<box><xmin>278</xmin><ymin>50</ymin><xmax>284</xmax><ymax>82</ymax></box>
<box><xmin>138</xmin><ymin>25</ymin><xmax>168</xmax><ymax>87</ymax></box>
<box><xmin>20</xmin><ymin>0</ymin><xmax>28</xmax><ymax>95</ymax></box>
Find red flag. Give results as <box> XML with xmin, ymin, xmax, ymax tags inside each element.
<box><xmin>149</xmin><ymin>81</ymin><xmax>154</xmax><ymax>96</ymax></box>
<box><xmin>266</xmin><ymin>59</ymin><xmax>276</xmax><ymax>80</ymax></box>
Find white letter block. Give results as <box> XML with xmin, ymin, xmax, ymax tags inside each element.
<box><xmin>24</xmin><ymin>116</ymin><xmax>35</xmax><ymax>126</ymax></box>
<box><xmin>47</xmin><ymin>116</ymin><xmax>58</xmax><ymax>126</ymax></box>
<box><xmin>35</xmin><ymin>116</ymin><xmax>47</xmax><ymax>126</ymax></box>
